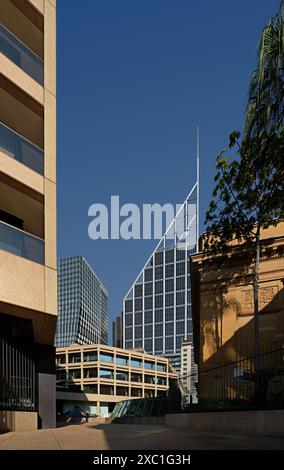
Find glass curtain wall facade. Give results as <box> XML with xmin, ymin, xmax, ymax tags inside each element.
<box><xmin>122</xmin><ymin>184</ymin><xmax>198</xmax><ymax>372</ymax></box>
<box><xmin>55</xmin><ymin>257</ymin><xmax>108</xmax><ymax>347</ymax></box>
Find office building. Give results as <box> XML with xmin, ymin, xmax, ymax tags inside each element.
<box><xmin>56</xmin><ymin>343</ymin><xmax>177</xmax><ymax>418</ymax></box>
<box><xmin>112</xmin><ymin>312</ymin><xmax>123</xmax><ymax>348</ymax></box>
<box><xmin>0</xmin><ymin>0</ymin><xmax>57</xmax><ymax>431</ymax></box>
<box><xmin>121</xmin><ymin>183</ymin><xmax>198</xmax><ymax>372</ymax></box>
<box><xmin>55</xmin><ymin>256</ymin><xmax>108</xmax><ymax>348</ymax></box>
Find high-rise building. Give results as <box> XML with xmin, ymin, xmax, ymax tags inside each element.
<box><xmin>180</xmin><ymin>339</ymin><xmax>198</xmax><ymax>400</ymax></box>
<box><xmin>55</xmin><ymin>257</ymin><xmax>108</xmax><ymax>348</ymax></box>
<box><xmin>112</xmin><ymin>312</ymin><xmax>123</xmax><ymax>348</ymax></box>
<box><xmin>121</xmin><ymin>183</ymin><xmax>198</xmax><ymax>373</ymax></box>
<box><xmin>0</xmin><ymin>0</ymin><xmax>57</xmax><ymax>431</ymax></box>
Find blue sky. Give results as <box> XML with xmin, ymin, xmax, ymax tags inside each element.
<box><xmin>57</xmin><ymin>0</ymin><xmax>279</xmax><ymax>337</ymax></box>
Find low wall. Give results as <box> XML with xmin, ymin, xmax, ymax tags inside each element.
<box><xmin>111</xmin><ymin>416</ymin><xmax>165</xmax><ymax>425</ymax></box>
<box><xmin>165</xmin><ymin>410</ymin><xmax>284</xmax><ymax>436</ymax></box>
<box><xmin>0</xmin><ymin>411</ymin><xmax>38</xmax><ymax>432</ymax></box>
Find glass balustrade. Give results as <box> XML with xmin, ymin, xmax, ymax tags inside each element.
<box><xmin>0</xmin><ymin>24</ymin><xmax>44</xmax><ymax>85</ymax></box>
<box><xmin>0</xmin><ymin>121</ymin><xmax>44</xmax><ymax>175</ymax></box>
<box><xmin>0</xmin><ymin>220</ymin><xmax>44</xmax><ymax>264</ymax></box>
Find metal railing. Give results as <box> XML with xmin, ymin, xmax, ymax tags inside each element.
<box><xmin>0</xmin><ymin>24</ymin><xmax>44</xmax><ymax>85</ymax></box>
<box><xmin>180</xmin><ymin>347</ymin><xmax>284</xmax><ymax>411</ymax></box>
<box><xmin>0</xmin><ymin>121</ymin><xmax>44</xmax><ymax>175</ymax></box>
<box><xmin>0</xmin><ymin>220</ymin><xmax>45</xmax><ymax>265</ymax></box>
<box><xmin>0</xmin><ymin>338</ymin><xmax>36</xmax><ymax>412</ymax></box>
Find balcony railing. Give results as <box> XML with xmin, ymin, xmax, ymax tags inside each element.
<box><xmin>0</xmin><ymin>220</ymin><xmax>44</xmax><ymax>265</ymax></box>
<box><xmin>0</xmin><ymin>24</ymin><xmax>44</xmax><ymax>85</ymax></box>
<box><xmin>0</xmin><ymin>121</ymin><xmax>44</xmax><ymax>175</ymax></box>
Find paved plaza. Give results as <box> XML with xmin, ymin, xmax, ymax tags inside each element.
<box><xmin>0</xmin><ymin>423</ymin><xmax>283</xmax><ymax>450</ymax></box>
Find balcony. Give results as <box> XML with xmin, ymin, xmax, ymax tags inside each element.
<box><xmin>0</xmin><ymin>121</ymin><xmax>44</xmax><ymax>175</ymax></box>
<box><xmin>0</xmin><ymin>220</ymin><xmax>44</xmax><ymax>265</ymax></box>
<box><xmin>0</xmin><ymin>24</ymin><xmax>44</xmax><ymax>85</ymax></box>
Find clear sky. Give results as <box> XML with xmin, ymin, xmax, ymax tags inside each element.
<box><xmin>57</xmin><ymin>0</ymin><xmax>279</xmax><ymax>338</ymax></box>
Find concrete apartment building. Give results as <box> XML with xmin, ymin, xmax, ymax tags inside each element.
<box><xmin>191</xmin><ymin>223</ymin><xmax>284</xmax><ymax>401</ymax></box>
<box><xmin>56</xmin><ymin>344</ymin><xmax>176</xmax><ymax>418</ymax></box>
<box><xmin>0</xmin><ymin>0</ymin><xmax>57</xmax><ymax>431</ymax></box>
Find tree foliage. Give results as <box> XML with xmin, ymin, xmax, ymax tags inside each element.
<box><xmin>245</xmin><ymin>0</ymin><xmax>284</xmax><ymax>137</ymax></box>
<box><xmin>205</xmin><ymin>129</ymin><xmax>284</xmax><ymax>251</ymax></box>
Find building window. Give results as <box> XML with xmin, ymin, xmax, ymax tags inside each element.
<box><xmin>144</xmin><ymin>324</ymin><xmax>153</xmax><ymax>338</ymax></box>
<box><xmin>165</xmin><ymin>249</ymin><xmax>174</xmax><ymax>263</ymax></box>
<box><xmin>155</xmin><ymin>338</ymin><xmax>163</xmax><ymax>352</ymax></box>
<box><xmin>144</xmin><ymin>339</ymin><xmax>153</xmax><ymax>352</ymax></box>
<box><xmin>144</xmin><ymin>268</ymin><xmax>153</xmax><ymax>282</ymax></box>
<box><xmin>165</xmin><ymin>308</ymin><xmax>174</xmax><ymax>322</ymax></box>
<box><xmin>176</xmin><ymin>335</ymin><xmax>184</xmax><ymax>350</ymax></box>
<box><xmin>135</xmin><ymin>284</ymin><xmax>143</xmax><ymax>297</ymax></box>
<box><xmin>155</xmin><ymin>251</ymin><xmax>164</xmax><ymax>265</ymax></box>
<box><xmin>131</xmin><ymin>372</ymin><xmax>142</xmax><ymax>382</ymax></box>
<box><xmin>155</xmin><ymin>266</ymin><xmax>163</xmax><ymax>280</ymax></box>
<box><xmin>135</xmin><ymin>326</ymin><xmax>142</xmax><ymax>339</ymax></box>
<box><xmin>116</xmin><ymin>355</ymin><xmax>128</xmax><ymax>366</ymax></box>
<box><xmin>135</xmin><ymin>312</ymin><xmax>143</xmax><ymax>325</ymax></box>
<box><xmin>125</xmin><ymin>313</ymin><xmax>133</xmax><ymax>326</ymax></box>
<box><xmin>145</xmin><ymin>374</ymin><xmax>155</xmax><ymax>384</ymax></box>
<box><xmin>99</xmin><ymin>353</ymin><xmax>113</xmax><ymax>363</ymax></box>
<box><xmin>135</xmin><ymin>298</ymin><xmax>142</xmax><ymax>311</ymax></box>
<box><xmin>165</xmin><ymin>322</ymin><xmax>174</xmax><ymax>335</ymax></box>
<box><xmin>131</xmin><ymin>358</ymin><xmax>142</xmax><ymax>368</ymax></box>
<box><xmin>155</xmin><ymin>281</ymin><xmax>163</xmax><ymax>294</ymax></box>
<box><xmin>144</xmin><ymin>361</ymin><xmax>155</xmax><ymax>371</ymax></box>
<box><xmin>165</xmin><ymin>264</ymin><xmax>174</xmax><ymax>278</ymax></box>
<box><xmin>176</xmin><ymin>307</ymin><xmax>185</xmax><ymax>320</ymax></box>
<box><xmin>144</xmin><ymin>311</ymin><xmax>153</xmax><ymax>324</ymax></box>
<box><xmin>116</xmin><ymin>370</ymin><xmax>128</xmax><ymax>381</ymax></box>
<box><xmin>83</xmin><ymin>368</ymin><xmax>97</xmax><ymax>378</ymax></box>
<box><xmin>165</xmin><ymin>279</ymin><xmax>174</xmax><ymax>292</ymax></box>
<box><xmin>154</xmin><ymin>310</ymin><xmax>163</xmax><ymax>322</ymax></box>
<box><xmin>134</xmin><ymin>340</ymin><xmax>143</xmax><ymax>349</ymax></box>
<box><xmin>176</xmin><ymin>321</ymin><xmax>185</xmax><ymax>334</ymax></box>
<box><xmin>155</xmin><ymin>295</ymin><xmax>163</xmax><ymax>308</ymax></box>
<box><xmin>116</xmin><ymin>387</ymin><xmax>129</xmax><ymax>396</ymax></box>
<box><xmin>69</xmin><ymin>369</ymin><xmax>81</xmax><ymax>379</ymax></box>
<box><xmin>156</xmin><ymin>363</ymin><xmax>166</xmax><ymax>372</ymax></box>
<box><xmin>176</xmin><ymin>292</ymin><xmax>185</xmax><ymax>306</ymax></box>
<box><xmin>131</xmin><ymin>387</ymin><xmax>143</xmax><ymax>397</ymax></box>
<box><xmin>125</xmin><ymin>327</ymin><xmax>133</xmax><ymax>340</ymax></box>
<box><xmin>165</xmin><ymin>293</ymin><xmax>174</xmax><ymax>307</ymax></box>
<box><xmin>155</xmin><ymin>323</ymin><xmax>163</xmax><ymax>336</ymax></box>
<box><xmin>176</xmin><ymin>262</ymin><xmax>185</xmax><ymax>276</ymax></box>
<box><xmin>144</xmin><ymin>283</ymin><xmax>153</xmax><ymax>296</ymax></box>
<box><xmin>100</xmin><ymin>385</ymin><xmax>114</xmax><ymax>395</ymax></box>
<box><xmin>83</xmin><ymin>351</ymin><xmax>97</xmax><ymax>362</ymax></box>
<box><xmin>176</xmin><ymin>277</ymin><xmax>185</xmax><ymax>291</ymax></box>
<box><xmin>156</xmin><ymin>376</ymin><xmax>167</xmax><ymax>386</ymax></box>
<box><xmin>144</xmin><ymin>296</ymin><xmax>153</xmax><ymax>310</ymax></box>
<box><xmin>68</xmin><ymin>353</ymin><xmax>81</xmax><ymax>363</ymax></box>
<box><xmin>176</xmin><ymin>249</ymin><xmax>185</xmax><ymax>261</ymax></box>
<box><xmin>125</xmin><ymin>299</ymin><xmax>133</xmax><ymax>313</ymax></box>
<box><xmin>99</xmin><ymin>368</ymin><xmax>113</xmax><ymax>379</ymax></box>
<box><xmin>165</xmin><ymin>337</ymin><xmax>174</xmax><ymax>351</ymax></box>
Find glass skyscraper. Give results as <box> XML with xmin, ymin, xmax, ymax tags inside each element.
<box><xmin>122</xmin><ymin>183</ymin><xmax>198</xmax><ymax>372</ymax></box>
<box><xmin>55</xmin><ymin>256</ymin><xmax>108</xmax><ymax>347</ymax></box>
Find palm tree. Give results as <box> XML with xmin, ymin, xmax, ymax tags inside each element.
<box><xmin>245</xmin><ymin>1</ymin><xmax>284</xmax><ymax>137</ymax></box>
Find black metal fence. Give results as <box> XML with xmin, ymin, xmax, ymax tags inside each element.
<box><xmin>0</xmin><ymin>337</ymin><xmax>36</xmax><ymax>412</ymax></box>
<box><xmin>182</xmin><ymin>347</ymin><xmax>284</xmax><ymax>412</ymax></box>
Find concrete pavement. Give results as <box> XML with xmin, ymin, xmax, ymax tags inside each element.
<box><xmin>0</xmin><ymin>423</ymin><xmax>283</xmax><ymax>450</ymax></box>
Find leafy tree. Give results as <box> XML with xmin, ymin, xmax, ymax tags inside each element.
<box><xmin>245</xmin><ymin>0</ymin><xmax>284</xmax><ymax>137</ymax></box>
<box><xmin>205</xmin><ymin>130</ymin><xmax>284</xmax><ymax>370</ymax></box>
